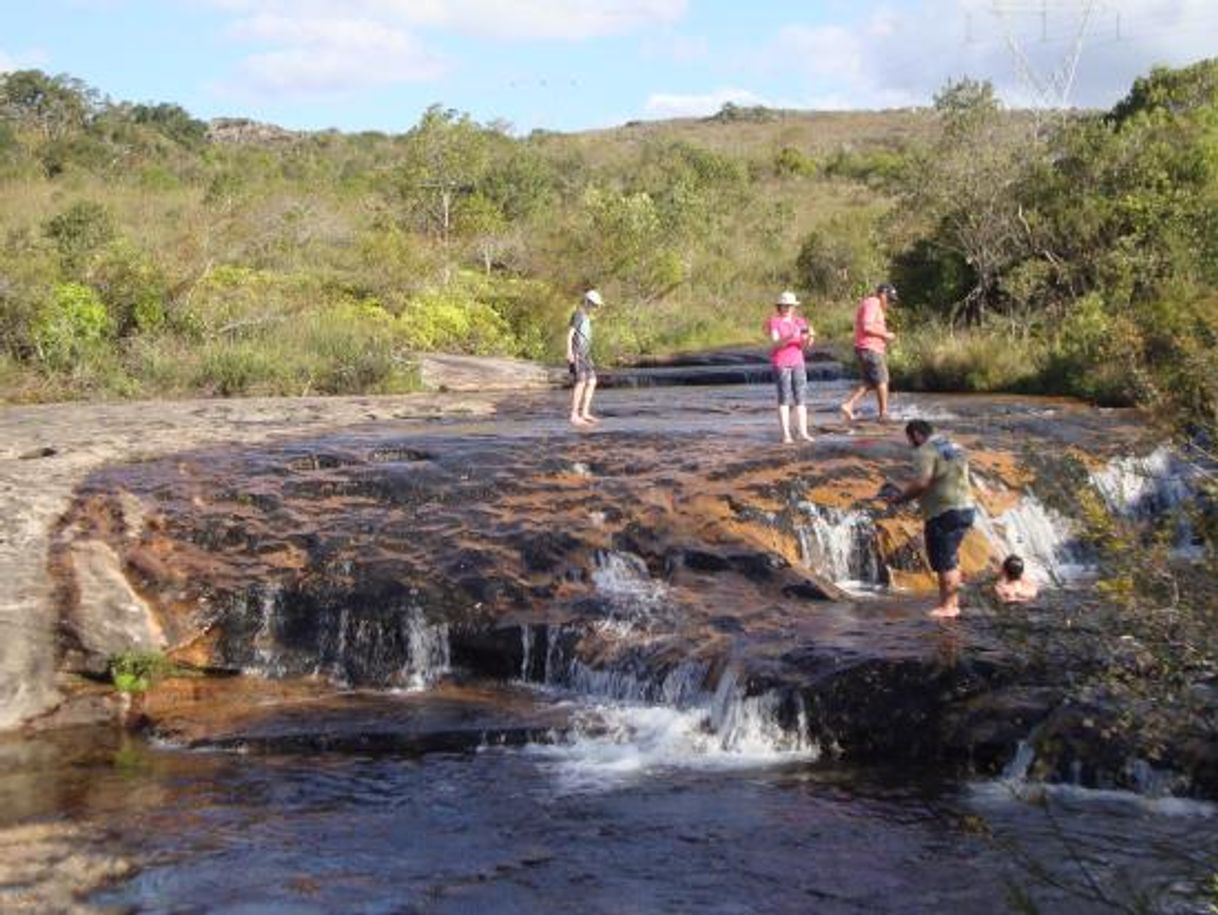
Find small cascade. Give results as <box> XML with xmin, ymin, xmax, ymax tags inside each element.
<box><xmin>975</xmin><ymin>493</ymin><xmax>1086</xmax><ymax>584</ymax></box>
<box><xmin>236</xmin><ymin>587</ymin><xmax>450</xmax><ymax>690</ymax></box>
<box><xmin>794</xmin><ymin>501</ymin><xmax>881</xmax><ymax>587</ymax></box>
<box><xmin>1091</xmin><ymin>447</ymin><xmax>1195</xmax><ymax>519</ymax></box>
<box><xmin>401</xmin><ymin>604</ymin><xmax>450</xmax><ymax>692</ymax></box>
<box><xmin>249</xmin><ymin>586</ymin><xmax>283</xmax><ymax>676</ymax></box>
<box><xmin>1001</xmin><ymin>739</ymin><xmax>1037</xmax><ymax>782</ymax></box>
<box><xmin>707</xmin><ymin>668</ymin><xmax>813</xmax><ymax>754</ymax></box>
<box><xmin>588</xmin><ymin>550</ymin><xmax>671</xmax><ymax>634</ymax></box>
<box><xmin>591</xmin><ymin>550</ymin><xmax>666</xmax><ymax>613</ymax></box>
<box><xmin>1090</xmin><ymin>447</ymin><xmax>1201</xmax><ymax>551</ymax></box>
<box><xmin>524</xmin><ymin>641</ymin><xmax>817</xmax><ymax>789</ymax></box>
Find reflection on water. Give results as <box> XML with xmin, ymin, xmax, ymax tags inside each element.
<box><xmin>3</xmin><ymin>711</ymin><xmax>1215</xmax><ymax>915</ymax></box>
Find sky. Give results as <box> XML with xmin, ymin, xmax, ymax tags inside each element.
<box><xmin>2</xmin><ymin>1</ymin><xmax>1216</xmax><ymax>134</ymax></box>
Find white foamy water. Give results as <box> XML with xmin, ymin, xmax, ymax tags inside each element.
<box><xmin>970</xmin><ymin>778</ymin><xmax>1218</xmax><ymax>819</ymax></box>
<box><xmin>974</xmin><ymin>492</ymin><xmax>1087</xmax><ymax>584</ymax></box>
<box><xmin>591</xmin><ymin>550</ymin><xmax>667</xmax><ymax>617</ymax></box>
<box><xmin>401</xmin><ymin>605</ymin><xmax>450</xmax><ymax>692</ymax></box>
<box><xmin>525</xmin><ymin>663</ymin><xmax>817</xmax><ymax>792</ymax></box>
<box><xmin>796</xmin><ymin>501</ymin><xmax>881</xmax><ymax>585</ymax></box>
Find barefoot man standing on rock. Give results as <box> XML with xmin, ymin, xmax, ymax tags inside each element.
<box><xmin>841</xmin><ymin>282</ymin><xmax>898</xmax><ymax>423</ymax></box>
<box><xmin>886</xmin><ymin>419</ymin><xmax>976</xmax><ymax>618</ymax></box>
<box><xmin>567</xmin><ymin>289</ymin><xmax>602</xmax><ymax>427</ymax></box>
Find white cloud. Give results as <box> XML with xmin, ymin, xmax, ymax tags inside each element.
<box><xmin>211</xmin><ymin>0</ymin><xmax>687</xmax><ymax>41</ymax></box>
<box><xmin>0</xmin><ymin>47</ymin><xmax>51</xmax><ymax>74</ymax></box>
<box><xmin>224</xmin><ymin>14</ymin><xmax>445</xmax><ymax>96</ymax></box>
<box><xmin>210</xmin><ymin>1</ymin><xmax>689</xmax><ymax>100</ymax></box>
<box><xmin>643</xmin><ymin>87</ymin><xmax>770</xmax><ymax>119</ymax></box>
<box><xmin>771</xmin><ymin>0</ymin><xmax>1218</xmax><ymax>111</ymax></box>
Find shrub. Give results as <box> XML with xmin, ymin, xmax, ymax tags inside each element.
<box><xmin>197</xmin><ymin>342</ymin><xmax>285</xmax><ymax>396</ymax></box>
<box><xmin>889</xmin><ymin>324</ymin><xmax>1045</xmax><ymax>393</ymax></box>
<box><xmin>398</xmin><ymin>282</ymin><xmax>516</xmax><ymax>355</ymax></box>
<box><xmin>88</xmin><ymin>241</ymin><xmax>168</xmax><ymax>335</ymax></box>
<box><xmin>32</xmin><ymin>282</ymin><xmax>114</xmax><ymax>372</ymax></box>
<box><xmin>43</xmin><ymin>200</ymin><xmax>115</xmax><ymax>273</ymax></box>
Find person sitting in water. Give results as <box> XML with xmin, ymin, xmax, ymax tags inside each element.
<box><xmin>994</xmin><ymin>554</ymin><xmax>1039</xmax><ymax>604</ymax></box>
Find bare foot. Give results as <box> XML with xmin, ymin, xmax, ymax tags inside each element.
<box><xmin>877</xmin><ymin>413</ymin><xmax>892</xmax><ymax>424</ymax></box>
<box><xmin>781</xmin><ymin>436</ymin><xmax>795</xmax><ymax>445</ymax></box>
<box><xmin>581</xmin><ymin>414</ymin><xmax>601</xmax><ymax>424</ymax></box>
<box><xmin>570</xmin><ymin>415</ymin><xmax>591</xmax><ymax>427</ymax></box>
<box><xmin>799</xmin><ymin>433</ymin><xmax>815</xmax><ymax>443</ymax></box>
<box><xmin>928</xmin><ymin>605</ymin><xmax>960</xmax><ymax>619</ymax></box>
<box><xmin>839</xmin><ymin>404</ymin><xmax>854</xmax><ymax>422</ymax></box>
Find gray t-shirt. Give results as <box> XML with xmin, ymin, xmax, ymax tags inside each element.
<box><xmin>912</xmin><ymin>436</ymin><xmax>974</xmax><ymax>520</ymax></box>
<box><xmin>569</xmin><ymin>308</ymin><xmax>592</xmax><ymax>354</ymax></box>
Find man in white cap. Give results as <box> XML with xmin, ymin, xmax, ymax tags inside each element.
<box><xmin>566</xmin><ymin>289</ymin><xmax>603</xmax><ymax>426</ymax></box>
<box><xmin>765</xmin><ymin>290</ymin><xmax>815</xmax><ymax>443</ymax></box>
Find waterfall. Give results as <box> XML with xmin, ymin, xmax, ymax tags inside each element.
<box><xmin>974</xmin><ymin>493</ymin><xmax>1086</xmax><ymax>584</ymax></box>
<box><xmin>249</xmin><ymin>585</ymin><xmax>287</xmax><ymax>677</ymax></box>
<box><xmin>1001</xmin><ymin>739</ymin><xmax>1037</xmax><ymax>782</ymax></box>
<box><xmin>525</xmin><ymin>644</ymin><xmax>817</xmax><ymax>789</ymax></box>
<box><xmin>401</xmin><ymin>604</ymin><xmax>450</xmax><ymax>692</ymax></box>
<box><xmin>1091</xmin><ymin>447</ymin><xmax>1194</xmax><ymax>519</ymax></box>
<box><xmin>1090</xmin><ymin>447</ymin><xmax>1201</xmax><ymax>551</ymax></box>
<box><xmin>795</xmin><ymin>501</ymin><xmax>881</xmax><ymax>587</ymax></box>
<box><xmin>591</xmin><ymin>549</ymin><xmax>667</xmax><ymax>619</ymax></box>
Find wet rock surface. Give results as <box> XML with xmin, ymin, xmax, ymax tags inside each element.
<box><xmin>40</xmin><ymin>383</ymin><xmax>1217</xmax><ymax>794</ymax></box>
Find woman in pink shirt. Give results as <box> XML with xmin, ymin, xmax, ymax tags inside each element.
<box><xmin>765</xmin><ymin>291</ymin><xmax>814</xmax><ymax>444</ymax></box>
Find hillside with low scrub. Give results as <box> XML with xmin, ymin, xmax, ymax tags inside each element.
<box><xmin>1</xmin><ymin>61</ymin><xmax>1216</xmax><ymax>441</ymax></box>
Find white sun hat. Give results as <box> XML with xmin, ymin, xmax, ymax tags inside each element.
<box><xmin>776</xmin><ymin>290</ymin><xmax>800</xmax><ymax>307</ymax></box>
<box><xmin>584</xmin><ymin>289</ymin><xmax>604</xmax><ymax>306</ymax></box>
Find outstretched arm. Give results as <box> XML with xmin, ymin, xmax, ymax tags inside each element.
<box><xmin>889</xmin><ymin>471</ymin><xmax>931</xmax><ymax>506</ymax></box>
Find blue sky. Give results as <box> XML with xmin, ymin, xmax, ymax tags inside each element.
<box><xmin>3</xmin><ymin>1</ymin><xmax>1216</xmax><ymax>134</ymax></box>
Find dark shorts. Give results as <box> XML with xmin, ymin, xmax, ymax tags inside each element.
<box><xmin>855</xmin><ymin>348</ymin><xmax>889</xmax><ymax>388</ymax></box>
<box><xmin>571</xmin><ymin>350</ymin><xmax>595</xmax><ymax>383</ymax></box>
<box><xmin>774</xmin><ymin>365</ymin><xmax>808</xmax><ymax>406</ymax></box>
<box><xmin>925</xmin><ymin>508</ymin><xmax>975</xmax><ymax>573</ymax></box>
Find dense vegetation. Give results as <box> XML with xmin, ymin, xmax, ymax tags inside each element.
<box><xmin>0</xmin><ymin>60</ymin><xmax>1215</xmax><ymax>439</ymax></box>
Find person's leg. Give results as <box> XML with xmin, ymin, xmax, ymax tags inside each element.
<box><xmin>876</xmin><ymin>352</ymin><xmax>892</xmax><ymax>420</ymax></box>
<box><xmin>580</xmin><ymin>375</ymin><xmax>598</xmax><ymax>422</ymax></box>
<box><xmin>794</xmin><ymin>365</ymin><xmax>813</xmax><ymax>442</ymax></box>
<box><xmin>776</xmin><ymin>369</ymin><xmax>794</xmax><ymax>442</ymax></box>
<box><xmin>778</xmin><ymin>404</ymin><xmax>793</xmax><ymax>443</ymax></box>
<box><xmin>570</xmin><ymin>380</ymin><xmax>589</xmax><ymax>425</ymax></box>
<box><xmin>840</xmin><ymin>385</ymin><xmax>866</xmax><ymax>421</ymax></box>
<box><xmin>928</xmin><ymin>510</ymin><xmax>972</xmax><ymax>617</ymax></box>
<box><xmin>929</xmin><ymin>568</ymin><xmax>962</xmax><ymax>618</ymax></box>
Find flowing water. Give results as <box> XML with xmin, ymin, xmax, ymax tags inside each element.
<box><xmin>5</xmin><ymin>696</ymin><xmax>1215</xmax><ymax>915</ymax></box>
<box><xmin>12</xmin><ymin>382</ymin><xmax>1218</xmax><ymax>913</ymax></box>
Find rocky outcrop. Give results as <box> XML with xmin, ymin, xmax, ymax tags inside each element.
<box><xmin>42</xmin><ymin>389</ymin><xmax>1216</xmax><ymax>794</ymax></box>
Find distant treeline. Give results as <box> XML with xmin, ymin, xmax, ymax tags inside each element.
<box><xmin>0</xmin><ymin>61</ymin><xmax>1215</xmax><ymax>435</ymax></box>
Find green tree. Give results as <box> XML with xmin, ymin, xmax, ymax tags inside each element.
<box><xmin>0</xmin><ymin>70</ymin><xmax>95</xmax><ymax>141</ymax></box>
<box><xmin>896</xmin><ymin>78</ymin><xmax>1036</xmax><ymax>323</ymax></box>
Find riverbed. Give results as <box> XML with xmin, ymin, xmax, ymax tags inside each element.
<box><xmin>5</xmin><ymin>378</ymin><xmax>1217</xmax><ymax>912</ymax></box>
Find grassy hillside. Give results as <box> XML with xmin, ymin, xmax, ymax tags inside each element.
<box><xmin>0</xmin><ymin>71</ymin><xmax>922</xmax><ymax>401</ymax></box>
<box><xmin>1</xmin><ymin>62</ymin><xmax>1215</xmax><ymax>429</ymax></box>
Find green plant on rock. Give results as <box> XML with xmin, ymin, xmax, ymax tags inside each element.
<box><xmin>108</xmin><ymin>650</ymin><xmax>173</xmax><ymax>694</ymax></box>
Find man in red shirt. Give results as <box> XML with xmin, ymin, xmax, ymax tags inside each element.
<box><xmin>840</xmin><ymin>282</ymin><xmax>898</xmax><ymax>423</ymax></box>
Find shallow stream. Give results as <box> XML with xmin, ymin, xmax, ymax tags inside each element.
<box><xmin>12</xmin><ymin>380</ymin><xmax>1218</xmax><ymax>912</ymax></box>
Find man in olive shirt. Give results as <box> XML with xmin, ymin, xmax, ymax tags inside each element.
<box><xmin>886</xmin><ymin>419</ymin><xmax>975</xmax><ymax>618</ymax></box>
